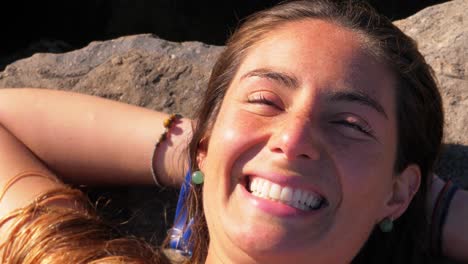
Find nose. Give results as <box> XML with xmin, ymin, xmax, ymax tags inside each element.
<box><xmin>268</xmin><ymin>115</ymin><xmax>321</xmax><ymax>160</ymax></box>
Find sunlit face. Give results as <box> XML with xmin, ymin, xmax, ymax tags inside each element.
<box><xmin>199</xmin><ymin>20</ymin><xmax>409</xmax><ymax>264</ymax></box>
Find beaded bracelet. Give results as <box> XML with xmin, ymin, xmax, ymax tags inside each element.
<box><xmin>430</xmin><ymin>179</ymin><xmax>459</xmax><ymax>257</ymax></box>
<box><xmin>150</xmin><ymin>113</ymin><xmax>183</xmax><ymax>187</ymax></box>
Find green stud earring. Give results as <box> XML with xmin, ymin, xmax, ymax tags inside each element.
<box><xmin>191</xmin><ymin>170</ymin><xmax>204</xmax><ymax>185</ymax></box>
<box><xmin>379</xmin><ymin>217</ymin><xmax>393</xmax><ymax>233</ymax></box>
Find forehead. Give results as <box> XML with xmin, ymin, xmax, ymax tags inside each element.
<box><xmin>232</xmin><ymin>19</ymin><xmax>395</xmax><ymax>106</ymax></box>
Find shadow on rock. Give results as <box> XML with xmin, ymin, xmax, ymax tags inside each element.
<box><xmin>85</xmin><ymin>186</ymin><xmax>179</xmax><ymax>246</ymax></box>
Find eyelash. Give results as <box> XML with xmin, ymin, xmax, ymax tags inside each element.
<box><xmin>331</xmin><ymin>120</ymin><xmax>373</xmax><ymax>136</ymax></box>
<box><xmin>247</xmin><ymin>94</ymin><xmax>279</xmax><ymax>108</ymax></box>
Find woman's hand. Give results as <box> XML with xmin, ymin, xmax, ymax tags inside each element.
<box><xmin>0</xmin><ymin>88</ymin><xmax>192</xmax><ymax>187</ymax></box>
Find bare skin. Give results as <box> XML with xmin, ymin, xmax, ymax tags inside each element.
<box><xmin>0</xmin><ymin>88</ymin><xmax>191</xmax><ymax>188</ymax></box>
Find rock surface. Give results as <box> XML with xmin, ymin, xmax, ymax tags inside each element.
<box><xmin>0</xmin><ymin>35</ymin><xmax>223</xmax><ymax>117</ymax></box>
<box><xmin>395</xmin><ymin>0</ymin><xmax>468</xmax><ymax>144</ymax></box>
<box><xmin>395</xmin><ymin>0</ymin><xmax>468</xmax><ymax>184</ymax></box>
<box><xmin>0</xmin><ymin>0</ymin><xmax>467</xmax><ymax>262</ymax></box>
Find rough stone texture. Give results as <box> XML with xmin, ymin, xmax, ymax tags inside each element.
<box><xmin>395</xmin><ymin>0</ymin><xmax>468</xmax><ymax>146</ymax></box>
<box><xmin>0</xmin><ymin>0</ymin><xmax>467</xmax><ymax>262</ymax></box>
<box><xmin>0</xmin><ymin>34</ymin><xmax>223</xmax><ymax>118</ymax></box>
<box><xmin>395</xmin><ymin>0</ymin><xmax>468</xmax><ymax>186</ymax></box>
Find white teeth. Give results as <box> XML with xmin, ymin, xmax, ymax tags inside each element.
<box><xmin>306</xmin><ymin>194</ymin><xmax>321</xmax><ymax>209</ymax></box>
<box><xmin>293</xmin><ymin>189</ymin><xmax>302</xmax><ymax>206</ymax></box>
<box><xmin>261</xmin><ymin>181</ymin><xmax>271</xmax><ymax>198</ymax></box>
<box><xmin>280</xmin><ymin>186</ymin><xmax>293</xmax><ymax>203</ymax></box>
<box><xmin>269</xmin><ymin>183</ymin><xmax>281</xmax><ymax>200</ymax></box>
<box><xmin>251</xmin><ymin>179</ymin><xmax>258</xmax><ymax>192</ymax></box>
<box><xmin>301</xmin><ymin>191</ymin><xmax>309</xmax><ymax>204</ymax></box>
<box><xmin>248</xmin><ymin>177</ymin><xmax>324</xmax><ymax>211</ymax></box>
<box><xmin>255</xmin><ymin>179</ymin><xmax>264</xmax><ymax>196</ymax></box>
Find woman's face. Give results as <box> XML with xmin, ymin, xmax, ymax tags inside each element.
<box><xmin>200</xmin><ymin>19</ymin><xmax>415</xmax><ymax>264</ymax></box>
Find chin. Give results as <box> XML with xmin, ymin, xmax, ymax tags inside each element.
<box><xmin>228</xmin><ymin>226</ymin><xmax>345</xmax><ymax>264</ymax></box>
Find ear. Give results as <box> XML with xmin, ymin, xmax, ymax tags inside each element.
<box><xmin>196</xmin><ymin>138</ymin><xmax>208</xmax><ymax>170</ymax></box>
<box><xmin>383</xmin><ymin>164</ymin><xmax>421</xmax><ymax>221</ymax></box>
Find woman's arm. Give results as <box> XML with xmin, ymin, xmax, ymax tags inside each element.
<box><xmin>0</xmin><ymin>124</ymin><xmax>158</xmax><ymax>262</ymax></box>
<box><xmin>430</xmin><ymin>175</ymin><xmax>468</xmax><ymax>261</ymax></box>
<box><xmin>0</xmin><ymin>88</ymin><xmax>192</xmax><ymax>187</ymax></box>
<box><xmin>0</xmin><ymin>122</ymin><xmax>69</xmax><ymax>250</ymax></box>
<box><xmin>0</xmin><ymin>124</ymin><xmax>63</xmax><ymax>218</ymax></box>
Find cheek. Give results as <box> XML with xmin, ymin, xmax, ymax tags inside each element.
<box><xmin>344</xmin><ymin>147</ymin><xmax>392</xmax><ymax>187</ymax></box>
<box><xmin>322</xmin><ymin>122</ymin><xmax>395</xmax><ymax>195</ymax></box>
<box><xmin>330</xmin><ymin>141</ymin><xmax>395</xmax><ymax>223</ymax></box>
<box><xmin>202</xmin><ymin>108</ymin><xmax>266</xmax><ymax>225</ymax></box>
<box><xmin>210</xmin><ymin>106</ymin><xmax>265</xmax><ymax>151</ymax></box>
<box><xmin>325</xmin><ymin>152</ymin><xmax>394</xmax><ymax>247</ymax></box>
<box><xmin>203</xmin><ymin>107</ymin><xmax>263</xmax><ymax>182</ymax></box>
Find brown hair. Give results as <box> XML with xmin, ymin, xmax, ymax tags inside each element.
<box><xmin>186</xmin><ymin>0</ymin><xmax>443</xmax><ymax>263</ymax></box>
<box><xmin>0</xmin><ymin>187</ymin><xmax>168</xmax><ymax>264</ymax></box>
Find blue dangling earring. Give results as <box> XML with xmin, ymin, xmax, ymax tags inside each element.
<box><xmin>191</xmin><ymin>170</ymin><xmax>204</xmax><ymax>184</ymax></box>
<box><xmin>169</xmin><ymin>170</ymin><xmax>194</xmax><ymax>256</ymax></box>
<box><xmin>379</xmin><ymin>217</ymin><xmax>393</xmax><ymax>233</ymax></box>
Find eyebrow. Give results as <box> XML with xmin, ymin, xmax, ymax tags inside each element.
<box><xmin>327</xmin><ymin>91</ymin><xmax>388</xmax><ymax>119</ymax></box>
<box><xmin>240</xmin><ymin>68</ymin><xmax>299</xmax><ymax>89</ymax></box>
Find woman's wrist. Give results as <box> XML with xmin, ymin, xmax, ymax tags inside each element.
<box><xmin>152</xmin><ymin>116</ymin><xmax>192</xmax><ymax>187</ymax></box>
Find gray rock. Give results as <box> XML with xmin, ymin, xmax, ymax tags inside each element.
<box><xmin>395</xmin><ymin>0</ymin><xmax>468</xmax><ymax>186</ymax></box>
<box><xmin>0</xmin><ymin>34</ymin><xmax>223</xmax><ymax>118</ymax></box>
<box><xmin>395</xmin><ymin>0</ymin><xmax>468</xmax><ymax>145</ymax></box>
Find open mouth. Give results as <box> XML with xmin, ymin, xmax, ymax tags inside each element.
<box><xmin>244</xmin><ymin>175</ymin><xmax>328</xmax><ymax>212</ymax></box>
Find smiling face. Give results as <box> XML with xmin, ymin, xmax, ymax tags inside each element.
<box><xmin>199</xmin><ymin>19</ymin><xmax>419</xmax><ymax>264</ymax></box>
